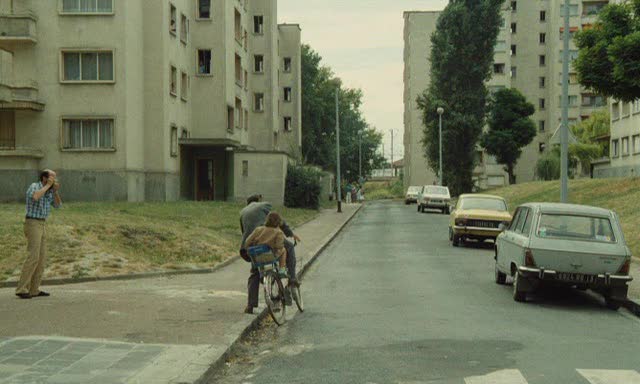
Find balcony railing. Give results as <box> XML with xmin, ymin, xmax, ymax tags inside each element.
<box><xmin>0</xmin><ymin>13</ymin><xmax>37</xmax><ymax>47</ymax></box>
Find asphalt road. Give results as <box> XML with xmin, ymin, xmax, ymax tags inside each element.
<box><xmin>212</xmin><ymin>201</ymin><xmax>640</xmax><ymax>384</ymax></box>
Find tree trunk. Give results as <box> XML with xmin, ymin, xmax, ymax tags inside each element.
<box><xmin>506</xmin><ymin>164</ymin><xmax>516</xmax><ymax>185</ymax></box>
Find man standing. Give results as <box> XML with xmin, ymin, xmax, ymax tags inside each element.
<box><xmin>240</xmin><ymin>194</ymin><xmax>300</xmax><ymax>314</ymax></box>
<box><xmin>15</xmin><ymin>169</ymin><xmax>62</xmax><ymax>299</ymax></box>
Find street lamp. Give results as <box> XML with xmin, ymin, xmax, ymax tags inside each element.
<box><xmin>358</xmin><ymin>130</ymin><xmax>363</xmax><ymax>181</ymax></box>
<box><xmin>437</xmin><ymin>107</ymin><xmax>444</xmax><ymax>186</ymax></box>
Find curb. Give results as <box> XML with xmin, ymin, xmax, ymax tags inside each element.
<box><xmin>0</xmin><ymin>255</ymin><xmax>241</xmax><ymax>289</ymax></box>
<box><xmin>194</xmin><ymin>204</ymin><xmax>363</xmax><ymax>384</ymax></box>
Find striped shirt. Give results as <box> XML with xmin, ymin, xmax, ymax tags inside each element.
<box><xmin>25</xmin><ymin>182</ymin><xmax>60</xmax><ymax>220</ymax></box>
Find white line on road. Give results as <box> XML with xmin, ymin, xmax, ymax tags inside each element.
<box><xmin>464</xmin><ymin>369</ymin><xmax>528</xmax><ymax>384</ymax></box>
<box><xmin>577</xmin><ymin>369</ymin><xmax>640</xmax><ymax>384</ymax></box>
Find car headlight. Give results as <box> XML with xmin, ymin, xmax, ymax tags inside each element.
<box><xmin>455</xmin><ymin>218</ymin><xmax>467</xmax><ymax>226</ymax></box>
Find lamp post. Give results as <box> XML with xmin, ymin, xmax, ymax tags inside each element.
<box><xmin>437</xmin><ymin>107</ymin><xmax>444</xmax><ymax>186</ymax></box>
<box><xmin>358</xmin><ymin>130</ymin><xmax>363</xmax><ymax>181</ymax></box>
<box><xmin>335</xmin><ymin>88</ymin><xmax>342</xmax><ymax>213</ymax></box>
<box><xmin>560</xmin><ymin>0</ymin><xmax>570</xmax><ymax>203</ymax></box>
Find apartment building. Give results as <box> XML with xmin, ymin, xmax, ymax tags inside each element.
<box><xmin>593</xmin><ymin>100</ymin><xmax>640</xmax><ymax>178</ymax></box>
<box><xmin>403</xmin><ymin>0</ymin><xmax>609</xmax><ymax>190</ymax></box>
<box><xmin>0</xmin><ymin>0</ymin><xmax>302</xmax><ymax>204</ymax></box>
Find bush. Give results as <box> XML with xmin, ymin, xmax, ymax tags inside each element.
<box><xmin>535</xmin><ymin>152</ymin><xmax>561</xmax><ymax>181</ymax></box>
<box><xmin>365</xmin><ymin>179</ymin><xmax>405</xmax><ymax>200</ymax></box>
<box><xmin>285</xmin><ymin>165</ymin><xmax>322</xmax><ymax>210</ymax></box>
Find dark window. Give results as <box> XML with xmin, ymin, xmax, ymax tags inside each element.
<box><xmin>254</xmin><ymin>15</ymin><xmax>264</xmax><ymax>34</ymax></box>
<box><xmin>510</xmin><ymin>23</ymin><xmax>517</xmax><ymax>33</ymax></box>
<box><xmin>254</xmin><ymin>55</ymin><xmax>264</xmax><ymax>73</ymax></box>
<box><xmin>283</xmin><ymin>57</ymin><xmax>292</xmax><ymax>72</ymax></box>
<box><xmin>539</xmin><ymin>77</ymin><xmax>546</xmax><ymax>88</ymax></box>
<box><xmin>522</xmin><ymin>209</ymin><xmax>534</xmax><ymax>236</ymax></box>
<box><xmin>539</xmin><ymin>55</ymin><xmax>546</xmax><ymax>66</ymax></box>
<box><xmin>539</xmin><ymin>33</ymin><xmax>546</xmax><ymax>44</ymax></box>
<box><xmin>284</xmin><ymin>87</ymin><xmax>292</xmax><ymax>102</ymax></box>
<box><xmin>511</xmin><ymin>45</ymin><xmax>517</xmax><ymax>55</ymax></box>
<box><xmin>242</xmin><ymin>160</ymin><xmax>249</xmax><ymax>177</ymax></box>
<box><xmin>539</xmin><ymin>142</ymin><xmax>546</xmax><ymax>153</ymax></box>
<box><xmin>539</xmin><ymin>98</ymin><xmax>546</xmax><ymax>109</ymax></box>
<box><xmin>511</xmin><ymin>1</ymin><xmax>517</xmax><ymax>11</ymax></box>
<box><xmin>515</xmin><ymin>208</ymin><xmax>529</xmax><ymax>234</ymax></box>
<box><xmin>509</xmin><ymin>208</ymin><xmax>523</xmax><ymax>231</ymax></box>
<box><xmin>540</xmin><ymin>10</ymin><xmax>546</xmax><ymax>21</ymax></box>
<box><xmin>197</xmin><ymin>49</ymin><xmax>212</xmax><ymax>75</ymax></box>
<box><xmin>539</xmin><ymin>120</ymin><xmax>546</xmax><ymax>132</ymax></box>
<box><xmin>198</xmin><ymin>0</ymin><xmax>211</xmax><ymax>19</ymax></box>
<box><xmin>227</xmin><ymin>106</ymin><xmax>234</xmax><ymax>132</ymax></box>
<box><xmin>493</xmin><ymin>63</ymin><xmax>505</xmax><ymax>74</ymax></box>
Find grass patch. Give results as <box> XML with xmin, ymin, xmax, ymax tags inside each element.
<box><xmin>0</xmin><ymin>201</ymin><xmax>318</xmax><ymax>281</ymax></box>
<box><xmin>366</xmin><ymin>179</ymin><xmax>404</xmax><ymax>200</ymax></box>
<box><xmin>487</xmin><ymin>177</ymin><xmax>640</xmax><ymax>258</ymax></box>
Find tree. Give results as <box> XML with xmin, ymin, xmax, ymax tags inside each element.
<box><xmin>300</xmin><ymin>44</ymin><xmax>385</xmax><ymax>180</ymax></box>
<box><xmin>481</xmin><ymin>88</ymin><xmax>536</xmax><ymax>185</ymax></box>
<box><xmin>575</xmin><ymin>0</ymin><xmax>640</xmax><ymax>102</ymax></box>
<box><xmin>570</xmin><ymin>111</ymin><xmax>610</xmax><ymax>175</ymax></box>
<box><xmin>417</xmin><ymin>0</ymin><xmax>504</xmax><ymax>195</ymax></box>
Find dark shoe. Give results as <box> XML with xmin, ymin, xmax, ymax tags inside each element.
<box><xmin>244</xmin><ymin>306</ymin><xmax>254</xmax><ymax>314</ymax></box>
<box><xmin>284</xmin><ymin>289</ymin><xmax>293</xmax><ymax>306</ymax></box>
<box><xmin>15</xmin><ymin>293</ymin><xmax>31</xmax><ymax>299</ymax></box>
<box><xmin>34</xmin><ymin>291</ymin><xmax>50</xmax><ymax>297</ymax></box>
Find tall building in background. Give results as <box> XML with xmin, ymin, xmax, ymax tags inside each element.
<box><xmin>403</xmin><ymin>1</ymin><xmax>609</xmax><ymax>190</ymax></box>
<box><xmin>0</xmin><ymin>0</ymin><xmax>302</xmax><ymax>204</ymax></box>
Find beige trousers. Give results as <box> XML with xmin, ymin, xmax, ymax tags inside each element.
<box><xmin>16</xmin><ymin>219</ymin><xmax>47</xmax><ymax>296</ymax></box>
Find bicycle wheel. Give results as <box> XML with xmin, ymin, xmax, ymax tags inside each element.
<box><xmin>290</xmin><ymin>283</ymin><xmax>304</xmax><ymax>313</ymax></box>
<box><xmin>263</xmin><ymin>272</ymin><xmax>286</xmax><ymax>325</ymax></box>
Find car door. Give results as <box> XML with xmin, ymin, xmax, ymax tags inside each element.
<box><xmin>497</xmin><ymin>207</ymin><xmax>523</xmax><ymax>271</ymax></box>
<box><xmin>510</xmin><ymin>207</ymin><xmax>533</xmax><ymax>268</ymax></box>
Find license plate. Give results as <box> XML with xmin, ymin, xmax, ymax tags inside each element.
<box><xmin>557</xmin><ymin>272</ymin><xmax>597</xmax><ymax>283</ymax></box>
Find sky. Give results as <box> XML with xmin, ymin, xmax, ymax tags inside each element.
<box><xmin>278</xmin><ymin>0</ymin><xmax>448</xmax><ymax>161</ymax></box>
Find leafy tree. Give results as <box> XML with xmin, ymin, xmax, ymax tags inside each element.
<box><xmin>481</xmin><ymin>88</ymin><xmax>536</xmax><ymax>185</ymax></box>
<box><xmin>569</xmin><ymin>111</ymin><xmax>610</xmax><ymax>175</ymax></box>
<box><xmin>574</xmin><ymin>0</ymin><xmax>640</xmax><ymax>102</ymax></box>
<box><xmin>535</xmin><ymin>147</ymin><xmax>578</xmax><ymax>181</ymax></box>
<box><xmin>418</xmin><ymin>0</ymin><xmax>504</xmax><ymax>195</ymax></box>
<box><xmin>300</xmin><ymin>45</ymin><xmax>385</xmax><ymax>181</ymax></box>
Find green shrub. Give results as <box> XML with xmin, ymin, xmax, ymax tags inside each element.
<box><xmin>285</xmin><ymin>165</ymin><xmax>322</xmax><ymax>210</ymax></box>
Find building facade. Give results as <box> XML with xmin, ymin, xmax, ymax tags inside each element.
<box><xmin>0</xmin><ymin>0</ymin><xmax>302</xmax><ymax>204</ymax></box>
<box><xmin>593</xmin><ymin>100</ymin><xmax>640</xmax><ymax>178</ymax></box>
<box><xmin>403</xmin><ymin>0</ymin><xmax>609</xmax><ymax>191</ymax></box>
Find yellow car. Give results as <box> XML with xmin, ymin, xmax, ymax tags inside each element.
<box><xmin>449</xmin><ymin>194</ymin><xmax>512</xmax><ymax>247</ymax></box>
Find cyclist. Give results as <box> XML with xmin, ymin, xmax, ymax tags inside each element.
<box><xmin>245</xmin><ymin>212</ymin><xmax>288</xmax><ymax>277</ymax></box>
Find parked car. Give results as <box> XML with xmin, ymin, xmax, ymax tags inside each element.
<box><xmin>449</xmin><ymin>194</ymin><xmax>511</xmax><ymax>247</ymax></box>
<box><xmin>417</xmin><ymin>186</ymin><xmax>451</xmax><ymax>214</ymax></box>
<box><xmin>405</xmin><ymin>186</ymin><xmax>422</xmax><ymax>205</ymax></box>
<box><xmin>495</xmin><ymin>203</ymin><xmax>633</xmax><ymax>309</ymax></box>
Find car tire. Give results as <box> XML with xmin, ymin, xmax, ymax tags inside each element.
<box><xmin>513</xmin><ymin>272</ymin><xmax>527</xmax><ymax>302</ymax></box>
<box><xmin>495</xmin><ymin>263</ymin><xmax>507</xmax><ymax>285</ymax></box>
<box><xmin>452</xmin><ymin>234</ymin><xmax>461</xmax><ymax>247</ymax></box>
<box><xmin>417</xmin><ymin>204</ymin><xmax>421</xmax><ymax>213</ymax></box>
<box><xmin>421</xmin><ymin>205</ymin><xmax>426</xmax><ymax>213</ymax></box>
<box><xmin>448</xmin><ymin>228</ymin><xmax>453</xmax><ymax>241</ymax></box>
<box><xmin>604</xmin><ymin>296</ymin><xmax>621</xmax><ymax>311</ymax></box>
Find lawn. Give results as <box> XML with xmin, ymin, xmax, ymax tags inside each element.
<box><xmin>487</xmin><ymin>177</ymin><xmax>640</xmax><ymax>259</ymax></box>
<box><xmin>0</xmin><ymin>202</ymin><xmax>319</xmax><ymax>282</ymax></box>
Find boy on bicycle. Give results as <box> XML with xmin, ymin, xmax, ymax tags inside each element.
<box><xmin>245</xmin><ymin>212</ymin><xmax>288</xmax><ymax>277</ymax></box>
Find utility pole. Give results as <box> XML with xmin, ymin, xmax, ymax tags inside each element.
<box><xmin>390</xmin><ymin>129</ymin><xmax>394</xmax><ymax>177</ymax></box>
<box><xmin>335</xmin><ymin>88</ymin><xmax>342</xmax><ymax>213</ymax></box>
<box><xmin>560</xmin><ymin>0</ymin><xmax>570</xmax><ymax>203</ymax></box>
<box><xmin>358</xmin><ymin>131</ymin><xmax>362</xmax><ymax>180</ymax></box>
<box><xmin>437</xmin><ymin>107</ymin><xmax>444</xmax><ymax>186</ymax></box>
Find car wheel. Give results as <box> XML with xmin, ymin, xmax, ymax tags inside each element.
<box><xmin>513</xmin><ymin>272</ymin><xmax>527</xmax><ymax>302</ymax></box>
<box><xmin>417</xmin><ymin>204</ymin><xmax>421</xmax><ymax>213</ymax></box>
<box><xmin>495</xmin><ymin>263</ymin><xmax>507</xmax><ymax>285</ymax></box>
<box><xmin>604</xmin><ymin>296</ymin><xmax>621</xmax><ymax>311</ymax></box>
<box><xmin>448</xmin><ymin>228</ymin><xmax>453</xmax><ymax>241</ymax></box>
<box><xmin>421</xmin><ymin>205</ymin><xmax>426</xmax><ymax>213</ymax></box>
<box><xmin>452</xmin><ymin>234</ymin><xmax>461</xmax><ymax>247</ymax></box>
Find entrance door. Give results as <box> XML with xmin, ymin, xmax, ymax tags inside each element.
<box><xmin>196</xmin><ymin>159</ymin><xmax>215</xmax><ymax>201</ymax></box>
<box><xmin>0</xmin><ymin>111</ymin><xmax>15</xmax><ymax>149</ymax></box>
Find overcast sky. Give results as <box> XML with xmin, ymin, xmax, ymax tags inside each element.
<box><xmin>278</xmin><ymin>0</ymin><xmax>448</xmax><ymax>160</ymax></box>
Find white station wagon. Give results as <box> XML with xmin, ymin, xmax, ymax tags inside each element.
<box><xmin>494</xmin><ymin>203</ymin><xmax>633</xmax><ymax>309</ymax></box>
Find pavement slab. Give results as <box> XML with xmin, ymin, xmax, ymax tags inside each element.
<box><xmin>0</xmin><ymin>204</ymin><xmax>361</xmax><ymax>383</ymax></box>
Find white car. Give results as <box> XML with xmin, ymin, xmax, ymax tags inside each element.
<box><xmin>405</xmin><ymin>186</ymin><xmax>422</xmax><ymax>205</ymax></box>
<box><xmin>417</xmin><ymin>186</ymin><xmax>451</xmax><ymax>214</ymax></box>
<box><xmin>495</xmin><ymin>203</ymin><xmax>633</xmax><ymax>309</ymax></box>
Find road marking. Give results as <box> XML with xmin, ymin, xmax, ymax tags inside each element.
<box><xmin>577</xmin><ymin>369</ymin><xmax>640</xmax><ymax>384</ymax></box>
<box><xmin>465</xmin><ymin>369</ymin><xmax>528</xmax><ymax>384</ymax></box>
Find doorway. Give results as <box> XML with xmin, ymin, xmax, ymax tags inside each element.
<box><xmin>195</xmin><ymin>158</ymin><xmax>215</xmax><ymax>201</ymax></box>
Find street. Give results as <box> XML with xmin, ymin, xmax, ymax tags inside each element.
<box><xmin>212</xmin><ymin>201</ymin><xmax>640</xmax><ymax>384</ymax></box>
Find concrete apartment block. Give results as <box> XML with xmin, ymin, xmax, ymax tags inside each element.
<box><xmin>0</xmin><ymin>0</ymin><xmax>302</xmax><ymax>205</ymax></box>
<box><xmin>403</xmin><ymin>0</ymin><xmax>609</xmax><ymax>190</ymax></box>
<box><xmin>594</xmin><ymin>100</ymin><xmax>640</xmax><ymax>178</ymax></box>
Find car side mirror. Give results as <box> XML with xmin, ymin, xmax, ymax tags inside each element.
<box><xmin>498</xmin><ymin>223</ymin><xmax>507</xmax><ymax>232</ymax></box>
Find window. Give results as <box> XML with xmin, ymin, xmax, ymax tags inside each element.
<box><xmin>510</xmin><ymin>45</ymin><xmax>516</xmax><ymax>56</ymax></box>
<box><xmin>539</xmin><ymin>120</ymin><xmax>546</xmax><ymax>132</ymax></box>
<box><xmin>242</xmin><ymin>160</ymin><xmax>249</xmax><ymax>177</ymax></box>
<box><xmin>197</xmin><ymin>49</ymin><xmax>212</xmax><ymax>75</ymax></box>
<box><xmin>493</xmin><ymin>63</ymin><xmax>505</xmax><ymax>75</ymax></box>
<box><xmin>63</xmin><ymin>119</ymin><xmax>114</xmax><ymax>150</ymax></box>
<box><xmin>537</xmin><ymin>214</ymin><xmax>616</xmax><ymax>243</ymax></box>
<box><xmin>633</xmin><ymin>135</ymin><xmax>640</xmax><ymax>154</ymax></box>
<box><xmin>170</xmin><ymin>3</ymin><xmax>177</xmax><ymax>35</ymax></box>
<box><xmin>583</xmin><ymin>2</ymin><xmax>607</xmax><ymax>16</ymax></box>
<box><xmin>235</xmin><ymin>54</ymin><xmax>242</xmax><ymax>85</ymax></box>
<box><xmin>181</xmin><ymin>71</ymin><xmax>188</xmax><ymax>101</ymax></box>
<box><xmin>559</xmin><ymin>27</ymin><xmax>578</xmax><ymax>41</ymax></box>
<box><xmin>622</xmin><ymin>102</ymin><xmax>631</xmax><ymax>117</ymax></box>
<box><xmin>170</xmin><ymin>126</ymin><xmax>178</xmax><ymax>157</ymax></box>
<box><xmin>540</xmin><ymin>10</ymin><xmax>546</xmax><ymax>21</ymax></box>
<box><xmin>634</xmin><ymin>100</ymin><xmax>640</xmax><ymax>114</ymax></box>
<box><xmin>539</xmin><ymin>142</ymin><xmax>546</xmax><ymax>153</ymax></box>
<box><xmin>62</xmin><ymin>51</ymin><xmax>114</xmax><ymax>82</ymax></box>
<box><xmin>254</xmin><ymin>93</ymin><xmax>264</xmax><ymax>112</ymax></box>
<box><xmin>254</xmin><ymin>15</ymin><xmax>264</xmax><ymax>34</ymax></box>
<box><xmin>539</xmin><ymin>55</ymin><xmax>546</xmax><ymax>67</ymax></box>
<box><xmin>559</xmin><ymin>95</ymin><xmax>578</xmax><ymax>106</ymax></box>
<box><xmin>495</xmin><ymin>40</ymin><xmax>507</xmax><ymax>52</ymax></box>
<box><xmin>539</xmin><ymin>98</ymin><xmax>546</xmax><ymax>110</ymax></box>
<box><xmin>508</xmin><ymin>208</ymin><xmax>523</xmax><ymax>231</ymax></box>
<box><xmin>235</xmin><ymin>98</ymin><xmax>242</xmax><ymax>129</ymax></box>
<box><xmin>511</xmin><ymin>1</ymin><xmax>517</xmax><ymax>11</ymax></box>
<box><xmin>612</xmin><ymin>139</ymin><xmax>620</xmax><ymax>157</ymax></box>
<box><xmin>522</xmin><ymin>209</ymin><xmax>534</xmax><ymax>236</ymax></box>
<box><xmin>581</xmin><ymin>94</ymin><xmax>606</xmax><ymax>107</ymax></box>
<box><xmin>510</xmin><ymin>23</ymin><xmax>517</xmax><ymax>33</ymax></box>
<box><xmin>227</xmin><ymin>106</ymin><xmax>234</xmax><ymax>132</ymax></box>
<box><xmin>283</xmin><ymin>57</ymin><xmax>292</xmax><ymax>72</ymax></box>
<box><xmin>539</xmin><ymin>33</ymin><xmax>546</xmax><ymax>44</ymax></box>
<box><xmin>197</xmin><ymin>0</ymin><xmax>210</xmax><ymax>19</ymax></box>
<box><xmin>244</xmin><ymin>109</ymin><xmax>249</xmax><ymax>130</ymax></box>
<box><xmin>612</xmin><ymin>101</ymin><xmax>620</xmax><ymax>120</ymax></box>
<box><xmin>511</xmin><ymin>66</ymin><xmax>517</xmax><ymax>78</ymax></box>
<box><xmin>560</xmin><ymin>4</ymin><xmax>579</xmax><ymax>16</ymax></box>
<box><xmin>234</xmin><ymin>8</ymin><xmax>242</xmax><ymax>42</ymax></box>
<box><xmin>284</xmin><ymin>117</ymin><xmax>292</xmax><ymax>132</ymax></box>
<box><xmin>180</xmin><ymin>14</ymin><xmax>188</xmax><ymax>43</ymax></box>
<box><xmin>515</xmin><ymin>208</ymin><xmax>529</xmax><ymax>234</ymax></box>
<box><xmin>284</xmin><ymin>87</ymin><xmax>292</xmax><ymax>102</ymax></box>
<box><xmin>62</xmin><ymin>0</ymin><xmax>113</xmax><ymax>13</ymax></box>
<box><xmin>170</xmin><ymin>66</ymin><xmax>177</xmax><ymax>96</ymax></box>
<box><xmin>254</xmin><ymin>55</ymin><xmax>264</xmax><ymax>73</ymax></box>
<box><xmin>539</xmin><ymin>77</ymin><xmax>546</xmax><ymax>88</ymax></box>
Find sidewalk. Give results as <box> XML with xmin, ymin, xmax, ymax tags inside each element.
<box><xmin>629</xmin><ymin>259</ymin><xmax>640</xmax><ymax>301</ymax></box>
<box><xmin>0</xmin><ymin>204</ymin><xmax>361</xmax><ymax>384</ymax></box>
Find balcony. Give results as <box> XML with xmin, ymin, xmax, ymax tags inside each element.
<box><xmin>0</xmin><ymin>147</ymin><xmax>44</xmax><ymax>159</ymax></box>
<box><xmin>0</xmin><ymin>81</ymin><xmax>44</xmax><ymax>111</ymax></box>
<box><xmin>0</xmin><ymin>13</ymin><xmax>37</xmax><ymax>49</ymax></box>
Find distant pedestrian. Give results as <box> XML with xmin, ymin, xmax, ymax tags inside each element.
<box><xmin>15</xmin><ymin>169</ymin><xmax>62</xmax><ymax>299</ymax></box>
<box><xmin>345</xmin><ymin>183</ymin><xmax>353</xmax><ymax>204</ymax></box>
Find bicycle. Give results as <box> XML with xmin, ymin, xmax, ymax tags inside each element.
<box><xmin>247</xmin><ymin>244</ymin><xmax>288</xmax><ymax>325</ymax></box>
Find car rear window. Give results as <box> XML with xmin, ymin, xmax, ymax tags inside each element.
<box><xmin>460</xmin><ymin>198</ymin><xmax>507</xmax><ymax>211</ymax></box>
<box><xmin>537</xmin><ymin>214</ymin><xmax>616</xmax><ymax>243</ymax></box>
<box><xmin>408</xmin><ymin>187</ymin><xmax>421</xmax><ymax>194</ymax></box>
<box><xmin>424</xmin><ymin>186</ymin><xmax>449</xmax><ymax>195</ymax></box>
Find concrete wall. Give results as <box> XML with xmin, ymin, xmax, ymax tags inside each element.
<box><xmin>233</xmin><ymin>151</ymin><xmax>287</xmax><ymax>205</ymax></box>
<box><xmin>278</xmin><ymin>24</ymin><xmax>302</xmax><ymax>157</ymax></box>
